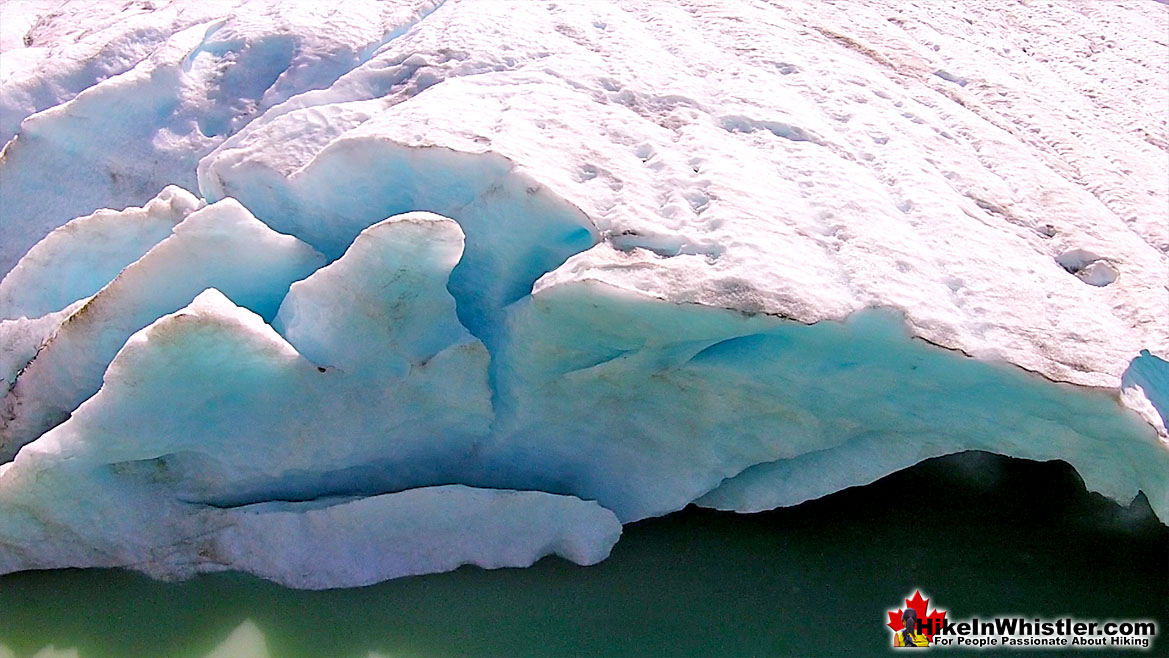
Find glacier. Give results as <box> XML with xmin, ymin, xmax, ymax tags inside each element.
<box><xmin>0</xmin><ymin>0</ymin><xmax>1166</xmax><ymax>588</ymax></box>
<box><xmin>0</xmin><ymin>196</ymin><xmax>326</xmax><ymax>460</ymax></box>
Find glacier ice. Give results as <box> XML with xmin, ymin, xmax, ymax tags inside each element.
<box><xmin>199</xmin><ymin>0</ymin><xmax>1168</xmax><ymax>392</ymax></box>
<box><xmin>218</xmin><ymin>485</ymin><xmax>621</xmax><ymax>589</ymax></box>
<box><xmin>1</xmin><ymin>212</ymin><xmax>492</xmax><ymax>508</ymax></box>
<box><xmin>202</xmin><ymin>621</ymin><xmax>269</xmax><ymax>658</ymax></box>
<box><xmin>0</xmin><ymin>198</ymin><xmax>325</xmax><ymax>461</ymax></box>
<box><xmin>202</xmin><ymin>131</ymin><xmax>598</xmax><ymax>347</ymax></box>
<box><xmin>487</xmin><ymin>280</ymin><xmax>1167</xmax><ymax>521</ymax></box>
<box><xmin>1</xmin><ymin>301</ymin><xmax>83</xmax><ymax>395</ymax></box>
<box><xmin>0</xmin><ymin>290</ymin><xmax>617</xmax><ymax>586</ymax></box>
<box><xmin>1122</xmin><ymin>350</ymin><xmax>1169</xmax><ymax>437</ymax></box>
<box><xmin>0</xmin><ymin>185</ymin><xmax>202</xmax><ymax>321</ymax></box>
<box><xmin>0</xmin><ymin>0</ymin><xmax>1166</xmax><ymax>588</ymax></box>
<box><xmin>274</xmin><ymin>211</ymin><xmax>477</xmax><ymax>377</ymax></box>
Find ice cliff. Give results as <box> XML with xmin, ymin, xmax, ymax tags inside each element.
<box><xmin>0</xmin><ymin>0</ymin><xmax>1166</xmax><ymax>588</ymax></box>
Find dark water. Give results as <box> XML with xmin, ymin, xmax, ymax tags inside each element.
<box><xmin>1</xmin><ymin>451</ymin><xmax>1166</xmax><ymax>657</ymax></box>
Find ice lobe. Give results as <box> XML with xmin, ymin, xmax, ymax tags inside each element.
<box><xmin>0</xmin><ymin>290</ymin><xmax>616</xmax><ymax>587</ymax></box>
<box><xmin>0</xmin><ymin>199</ymin><xmax>324</xmax><ymax>461</ymax></box>
<box><xmin>488</xmin><ymin>280</ymin><xmax>1168</xmax><ymax>522</ymax></box>
<box><xmin>275</xmin><ymin>211</ymin><xmax>474</xmax><ymax>378</ymax></box>
<box><xmin>0</xmin><ymin>185</ymin><xmax>202</xmax><ymax>321</ymax></box>
<box><xmin>202</xmin><ymin>133</ymin><xmax>598</xmax><ymax>347</ymax></box>
<box><xmin>219</xmin><ymin>485</ymin><xmax>621</xmax><ymax>589</ymax></box>
<box><xmin>7</xmin><ymin>212</ymin><xmax>492</xmax><ymax>508</ymax></box>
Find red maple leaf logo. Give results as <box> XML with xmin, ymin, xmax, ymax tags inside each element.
<box><xmin>887</xmin><ymin>590</ymin><xmax>947</xmax><ymax>641</ymax></box>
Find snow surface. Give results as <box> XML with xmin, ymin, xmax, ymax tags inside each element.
<box><xmin>0</xmin><ymin>0</ymin><xmax>1166</xmax><ymax>587</ymax></box>
<box><xmin>0</xmin><ymin>0</ymin><xmax>442</xmax><ymax>274</ymax></box>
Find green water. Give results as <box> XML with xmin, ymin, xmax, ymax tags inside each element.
<box><xmin>1</xmin><ymin>452</ymin><xmax>1165</xmax><ymax>658</ymax></box>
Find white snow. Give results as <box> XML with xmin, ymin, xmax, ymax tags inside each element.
<box><xmin>0</xmin><ymin>0</ymin><xmax>1166</xmax><ymax>587</ymax></box>
<box><xmin>0</xmin><ymin>0</ymin><xmax>442</xmax><ymax>274</ymax></box>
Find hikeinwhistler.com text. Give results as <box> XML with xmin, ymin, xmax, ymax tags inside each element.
<box><xmin>920</xmin><ymin>616</ymin><xmax>1157</xmax><ymax>650</ymax></box>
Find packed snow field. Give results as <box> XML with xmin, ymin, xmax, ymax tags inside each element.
<box><xmin>0</xmin><ymin>0</ymin><xmax>1166</xmax><ymax>588</ymax></box>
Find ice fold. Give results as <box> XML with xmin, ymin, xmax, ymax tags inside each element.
<box><xmin>0</xmin><ymin>185</ymin><xmax>202</xmax><ymax>321</ymax></box>
<box><xmin>487</xmin><ymin>280</ymin><xmax>1168</xmax><ymax>522</ymax></box>
<box><xmin>0</xmin><ymin>290</ymin><xmax>616</xmax><ymax>586</ymax></box>
<box><xmin>0</xmin><ymin>198</ymin><xmax>325</xmax><ymax>461</ymax></box>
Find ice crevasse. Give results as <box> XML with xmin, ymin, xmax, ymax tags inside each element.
<box><xmin>0</xmin><ymin>0</ymin><xmax>1166</xmax><ymax>588</ymax></box>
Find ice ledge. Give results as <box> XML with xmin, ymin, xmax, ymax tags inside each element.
<box><xmin>201</xmin><ymin>60</ymin><xmax>1168</xmax><ymax>394</ymax></box>
<box><xmin>492</xmin><ymin>278</ymin><xmax>1168</xmax><ymax>522</ymax></box>
<box><xmin>0</xmin><ymin>228</ymin><xmax>1165</xmax><ymax>590</ymax></box>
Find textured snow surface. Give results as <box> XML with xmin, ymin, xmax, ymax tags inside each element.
<box><xmin>0</xmin><ymin>0</ymin><xmax>1166</xmax><ymax>587</ymax></box>
<box><xmin>0</xmin><ymin>0</ymin><xmax>442</xmax><ymax>274</ymax></box>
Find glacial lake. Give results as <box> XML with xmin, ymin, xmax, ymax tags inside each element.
<box><xmin>1</xmin><ymin>451</ymin><xmax>1165</xmax><ymax>657</ymax></box>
